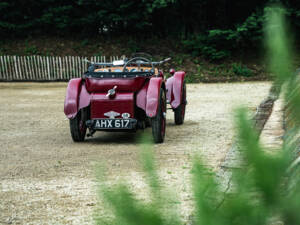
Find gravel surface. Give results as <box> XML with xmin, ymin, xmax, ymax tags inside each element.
<box><xmin>0</xmin><ymin>82</ymin><xmax>271</xmax><ymax>224</ymax></box>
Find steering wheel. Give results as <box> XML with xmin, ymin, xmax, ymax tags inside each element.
<box><xmin>123</xmin><ymin>57</ymin><xmax>154</xmax><ymax>73</ymax></box>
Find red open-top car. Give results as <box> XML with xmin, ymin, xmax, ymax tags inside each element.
<box><xmin>64</xmin><ymin>53</ymin><xmax>187</xmax><ymax>143</ymax></box>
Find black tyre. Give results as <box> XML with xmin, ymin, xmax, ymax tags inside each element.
<box><xmin>145</xmin><ymin>117</ymin><xmax>151</xmax><ymax>127</ymax></box>
<box><xmin>69</xmin><ymin>108</ymin><xmax>88</xmax><ymax>142</ymax></box>
<box><xmin>151</xmin><ymin>88</ymin><xmax>166</xmax><ymax>143</ymax></box>
<box><xmin>174</xmin><ymin>81</ymin><xmax>186</xmax><ymax>125</ymax></box>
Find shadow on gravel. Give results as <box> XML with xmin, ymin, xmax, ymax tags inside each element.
<box><xmin>84</xmin><ymin>131</ymin><xmax>142</xmax><ymax>144</ymax></box>
<box><xmin>83</xmin><ymin>119</ymin><xmax>196</xmax><ymax>144</ymax></box>
<box><xmin>166</xmin><ymin>120</ymin><xmax>199</xmax><ymax>127</ymax></box>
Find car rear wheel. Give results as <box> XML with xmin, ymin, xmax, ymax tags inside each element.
<box><xmin>174</xmin><ymin>81</ymin><xmax>186</xmax><ymax>125</ymax></box>
<box><xmin>151</xmin><ymin>88</ymin><xmax>166</xmax><ymax>143</ymax></box>
<box><xmin>69</xmin><ymin>108</ymin><xmax>88</xmax><ymax>142</ymax></box>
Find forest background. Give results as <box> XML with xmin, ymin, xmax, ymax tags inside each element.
<box><xmin>1</xmin><ymin>0</ymin><xmax>299</xmax><ymax>82</ymax></box>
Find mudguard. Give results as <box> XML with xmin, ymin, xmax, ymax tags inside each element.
<box><xmin>166</xmin><ymin>71</ymin><xmax>186</xmax><ymax>109</ymax></box>
<box><xmin>136</xmin><ymin>81</ymin><xmax>149</xmax><ymax>111</ymax></box>
<box><xmin>64</xmin><ymin>78</ymin><xmax>91</xmax><ymax>119</ymax></box>
<box><xmin>146</xmin><ymin>77</ymin><xmax>164</xmax><ymax>118</ymax></box>
<box><xmin>166</xmin><ymin>76</ymin><xmax>174</xmax><ymax>104</ymax></box>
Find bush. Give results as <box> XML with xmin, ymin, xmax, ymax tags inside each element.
<box><xmin>232</xmin><ymin>63</ymin><xmax>253</xmax><ymax>77</ymax></box>
<box><xmin>24</xmin><ymin>44</ymin><xmax>39</xmax><ymax>55</ymax></box>
<box><xmin>182</xmin><ymin>11</ymin><xmax>264</xmax><ymax>61</ymax></box>
<box><xmin>182</xmin><ymin>32</ymin><xmax>232</xmax><ymax>60</ymax></box>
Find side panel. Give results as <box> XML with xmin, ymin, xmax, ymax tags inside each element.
<box><xmin>146</xmin><ymin>77</ymin><xmax>163</xmax><ymax>118</ymax></box>
<box><xmin>64</xmin><ymin>78</ymin><xmax>82</xmax><ymax>119</ymax></box>
<box><xmin>170</xmin><ymin>71</ymin><xmax>186</xmax><ymax>109</ymax></box>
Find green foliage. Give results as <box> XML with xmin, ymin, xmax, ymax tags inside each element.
<box><xmin>80</xmin><ymin>39</ymin><xmax>90</xmax><ymax>47</ymax></box>
<box><xmin>232</xmin><ymin>63</ymin><xmax>253</xmax><ymax>77</ymax></box>
<box><xmin>184</xmin><ymin>73</ymin><xmax>200</xmax><ymax>83</ymax></box>
<box><xmin>265</xmin><ymin>6</ymin><xmax>293</xmax><ymax>85</ymax></box>
<box><xmin>24</xmin><ymin>43</ymin><xmax>39</xmax><ymax>55</ymax></box>
<box><xmin>144</xmin><ymin>0</ymin><xmax>176</xmax><ymax>13</ymax></box>
<box><xmin>94</xmin><ymin>51</ymin><xmax>103</xmax><ymax>57</ymax></box>
<box><xmin>96</xmin><ymin>113</ymin><xmax>296</xmax><ymax>224</ymax></box>
<box><xmin>0</xmin><ymin>46</ymin><xmax>6</xmax><ymax>55</ymax></box>
<box><xmin>173</xmin><ymin>54</ymin><xmax>186</xmax><ymax>66</ymax></box>
<box><xmin>182</xmin><ymin>34</ymin><xmax>231</xmax><ymax>60</ymax></box>
<box><xmin>128</xmin><ymin>39</ymin><xmax>140</xmax><ymax>53</ymax></box>
<box><xmin>182</xmin><ymin>11</ymin><xmax>264</xmax><ymax>61</ymax></box>
<box><xmin>95</xmin><ymin>5</ymin><xmax>300</xmax><ymax>225</ymax></box>
<box><xmin>1</xmin><ymin>0</ymin><xmax>299</xmax><ymax>41</ymax></box>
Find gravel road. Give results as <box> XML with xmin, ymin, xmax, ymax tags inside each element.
<box><xmin>0</xmin><ymin>82</ymin><xmax>271</xmax><ymax>224</ymax></box>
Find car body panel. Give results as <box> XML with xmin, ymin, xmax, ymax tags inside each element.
<box><xmin>146</xmin><ymin>77</ymin><xmax>164</xmax><ymax>118</ymax></box>
<box><xmin>136</xmin><ymin>80</ymin><xmax>149</xmax><ymax>111</ymax></box>
<box><xmin>166</xmin><ymin>76</ymin><xmax>174</xmax><ymax>103</ymax></box>
<box><xmin>64</xmin><ymin>78</ymin><xmax>82</xmax><ymax>119</ymax></box>
<box><xmin>85</xmin><ymin>77</ymin><xmax>147</xmax><ymax>93</ymax></box>
<box><xmin>166</xmin><ymin>71</ymin><xmax>186</xmax><ymax>109</ymax></box>
<box><xmin>90</xmin><ymin>93</ymin><xmax>134</xmax><ymax>119</ymax></box>
<box><xmin>79</xmin><ymin>84</ymin><xmax>91</xmax><ymax>110</ymax></box>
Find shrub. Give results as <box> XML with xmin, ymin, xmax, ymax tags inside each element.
<box><xmin>24</xmin><ymin>44</ymin><xmax>38</xmax><ymax>55</ymax></box>
<box><xmin>182</xmin><ymin>33</ymin><xmax>232</xmax><ymax>60</ymax></box>
<box><xmin>182</xmin><ymin>11</ymin><xmax>264</xmax><ymax>61</ymax></box>
<box><xmin>232</xmin><ymin>63</ymin><xmax>253</xmax><ymax>77</ymax></box>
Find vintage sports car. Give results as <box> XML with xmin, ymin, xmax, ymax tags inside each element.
<box><xmin>64</xmin><ymin>53</ymin><xmax>187</xmax><ymax>143</ymax></box>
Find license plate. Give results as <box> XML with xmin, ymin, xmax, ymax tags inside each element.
<box><xmin>94</xmin><ymin>119</ymin><xmax>132</xmax><ymax>129</ymax></box>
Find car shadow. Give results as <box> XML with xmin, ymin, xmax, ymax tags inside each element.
<box><xmin>83</xmin><ymin>120</ymin><xmax>197</xmax><ymax>144</ymax></box>
<box><xmin>166</xmin><ymin>120</ymin><xmax>199</xmax><ymax>127</ymax></box>
<box><xmin>85</xmin><ymin>131</ymin><xmax>143</xmax><ymax>144</ymax></box>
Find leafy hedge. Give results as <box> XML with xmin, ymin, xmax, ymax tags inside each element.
<box><xmin>182</xmin><ymin>2</ymin><xmax>300</xmax><ymax>61</ymax></box>
<box><xmin>182</xmin><ymin>9</ymin><xmax>268</xmax><ymax>60</ymax></box>
<box><xmin>1</xmin><ymin>0</ymin><xmax>300</xmax><ymax>61</ymax></box>
<box><xmin>0</xmin><ymin>0</ymin><xmax>175</xmax><ymax>37</ymax></box>
<box><xmin>1</xmin><ymin>0</ymin><xmax>299</xmax><ymax>38</ymax></box>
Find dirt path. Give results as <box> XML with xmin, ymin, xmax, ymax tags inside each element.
<box><xmin>0</xmin><ymin>82</ymin><xmax>270</xmax><ymax>224</ymax></box>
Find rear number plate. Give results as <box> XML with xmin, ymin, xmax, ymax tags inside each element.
<box><xmin>94</xmin><ymin>119</ymin><xmax>131</xmax><ymax>129</ymax></box>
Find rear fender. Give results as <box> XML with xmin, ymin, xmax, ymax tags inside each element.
<box><xmin>166</xmin><ymin>76</ymin><xmax>174</xmax><ymax>103</ymax></box>
<box><xmin>168</xmin><ymin>71</ymin><xmax>186</xmax><ymax>109</ymax></box>
<box><xmin>146</xmin><ymin>77</ymin><xmax>164</xmax><ymax>118</ymax></box>
<box><xmin>64</xmin><ymin>78</ymin><xmax>91</xmax><ymax>119</ymax></box>
<box><xmin>136</xmin><ymin>81</ymin><xmax>149</xmax><ymax>111</ymax></box>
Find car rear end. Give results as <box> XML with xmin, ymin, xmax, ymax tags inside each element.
<box><xmin>84</xmin><ymin>75</ymin><xmax>148</xmax><ymax>131</ymax></box>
